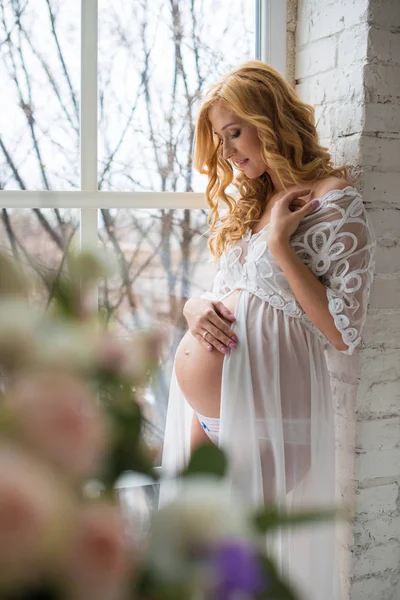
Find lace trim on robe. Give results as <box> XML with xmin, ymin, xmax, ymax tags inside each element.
<box><xmin>200</xmin><ymin>188</ymin><xmax>376</xmax><ymax>355</ymax></box>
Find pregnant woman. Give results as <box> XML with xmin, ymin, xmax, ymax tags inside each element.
<box><xmin>160</xmin><ymin>61</ymin><xmax>375</xmax><ymax>599</ymax></box>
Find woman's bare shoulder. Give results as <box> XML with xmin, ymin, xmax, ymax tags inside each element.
<box><xmin>312</xmin><ymin>176</ymin><xmax>354</xmax><ymax>199</ymax></box>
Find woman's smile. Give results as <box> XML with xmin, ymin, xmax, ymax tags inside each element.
<box><xmin>208</xmin><ymin>102</ymin><xmax>267</xmax><ymax>179</ymax></box>
<box><xmin>234</xmin><ymin>158</ymin><xmax>249</xmax><ymax>168</ymax></box>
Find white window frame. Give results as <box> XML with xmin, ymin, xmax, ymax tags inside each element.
<box><xmin>0</xmin><ymin>0</ymin><xmax>287</xmax><ymax>486</ymax></box>
<box><xmin>0</xmin><ymin>0</ymin><xmax>287</xmax><ymax>236</ymax></box>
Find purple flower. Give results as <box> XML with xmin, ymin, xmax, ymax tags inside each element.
<box><xmin>210</xmin><ymin>540</ymin><xmax>268</xmax><ymax>600</ymax></box>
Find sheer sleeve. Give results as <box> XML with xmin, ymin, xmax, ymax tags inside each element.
<box><xmin>200</xmin><ymin>269</ymin><xmax>223</xmax><ymax>301</ymax></box>
<box><xmin>200</xmin><ymin>261</ymin><xmax>233</xmax><ymax>301</ymax></box>
<box><xmin>295</xmin><ymin>189</ymin><xmax>376</xmax><ymax>355</ymax></box>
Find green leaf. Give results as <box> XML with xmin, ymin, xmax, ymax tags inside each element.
<box><xmin>98</xmin><ymin>396</ymin><xmax>157</xmax><ymax>488</ymax></box>
<box><xmin>181</xmin><ymin>443</ymin><xmax>228</xmax><ymax>479</ymax></box>
<box><xmin>133</xmin><ymin>566</ymin><xmax>191</xmax><ymax>600</ymax></box>
<box><xmin>259</xmin><ymin>555</ymin><xmax>299</xmax><ymax>600</ymax></box>
<box><xmin>253</xmin><ymin>505</ymin><xmax>342</xmax><ymax>534</ymax></box>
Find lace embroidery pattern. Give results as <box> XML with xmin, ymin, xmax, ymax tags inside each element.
<box><xmin>201</xmin><ymin>188</ymin><xmax>376</xmax><ymax>354</ymax></box>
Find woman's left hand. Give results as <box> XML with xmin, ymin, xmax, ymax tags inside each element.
<box><xmin>268</xmin><ymin>188</ymin><xmax>319</xmax><ymax>250</ymax></box>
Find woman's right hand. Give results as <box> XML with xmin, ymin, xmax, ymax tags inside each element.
<box><xmin>183</xmin><ymin>297</ymin><xmax>238</xmax><ymax>354</ymax></box>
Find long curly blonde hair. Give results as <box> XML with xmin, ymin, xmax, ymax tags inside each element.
<box><xmin>194</xmin><ymin>60</ymin><xmax>349</xmax><ymax>259</ymax></box>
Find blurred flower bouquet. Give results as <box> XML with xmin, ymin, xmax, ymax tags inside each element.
<box><xmin>0</xmin><ymin>249</ymin><xmax>338</xmax><ymax>600</ymax></box>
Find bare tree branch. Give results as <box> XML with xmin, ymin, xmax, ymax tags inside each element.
<box><xmin>44</xmin><ymin>0</ymin><xmax>79</xmax><ymax>120</ymax></box>
<box><xmin>0</xmin><ymin>134</ymin><xmax>27</xmax><ymax>189</ymax></box>
<box><xmin>98</xmin><ymin>79</ymin><xmax>145</xmax><ymax>189</ymax></box>
<box><xmin>1</xmin><ymin>208</ymin><xmax>20</xmax><ymax>260</ymax></box>
<box><xmin>32</xmin><ymin>209</ymin><xmax>64</xmax><ymax>249</ymax></box>
<box><xmin>20</xmin><ymin>26</ymin><xmax>79</xmax><ymax>136</ymax></box>
<box><xmin>190</xmin><ymin>0</ymin><xmax>205</xmax><ymax>93</ymax></box>
<box><xmin>100</xmin><ymin>208</ymin><xmax>137</xmax><ymax>312</ymax></box>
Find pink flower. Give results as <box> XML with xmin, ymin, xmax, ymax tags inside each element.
<box><xmin>64</xmin><ymin>502</ymin><xmax>131</xmax><ymax>600</ymax></box>
<box><xmin>4</xmin><ymin>370</ymin><xmax>108</xmax><ymax>480</ymax></box>
<box><xmin>0</xmin><ymin>443</ymin><xmax>75</xmax><ymax>589</ymax></box>
<box><xmin>96</xmin><ymin>329</ymin><xmax>163</xmax><ymax>383</ymax></box>
<box><xmin>95</xmin><ymin>332</ymin><xmax>129</xmax><ymax>374</ymax></box>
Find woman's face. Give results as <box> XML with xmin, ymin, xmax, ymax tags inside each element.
<box><xmin>208</xmin><ymin>102</ymin><xmax>268</xmax><ymax>179</ymax></box>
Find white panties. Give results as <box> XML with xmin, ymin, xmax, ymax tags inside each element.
<box><xmin>196</xmin><ymin>413</ymin><xmax>311</xmax><ymax>446</ymax></box>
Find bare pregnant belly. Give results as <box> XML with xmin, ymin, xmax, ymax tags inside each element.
<box><xmin>175</xmin><ymin>290</ymin><xmax>239</xmax><ymax>418</ymax></box>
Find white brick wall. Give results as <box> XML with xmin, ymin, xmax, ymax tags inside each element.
<box><xmin>294</xmin><ymin>0</ymin><xmax>400</xmax><ymax>598</ymax></box>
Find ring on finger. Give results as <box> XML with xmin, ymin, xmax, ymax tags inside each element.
<box><xmin>202</xmin><ymin>330</ymin><xmax>208</xmax><ymax>340</ymax></box>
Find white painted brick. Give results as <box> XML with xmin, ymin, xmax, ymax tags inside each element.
<box><xmin>365</xmin><ymin>65</ymin><xmax>400</xmax><ymax>100</ymax></box>
<box><xmin>314</xmin><ymin>104</ymin><xmax>335</xmax><ymax>139</ymax></box>
<box><xmin>368</xmin><ymin>28</ymin><xmax>400</xmax><ymax>67</ymax></box>
<box><xmin>337</xmin><ymin>24</ymin><xmax>369</xmax><ymax>68</ymax></box>
<box><xmin>295</xmin><ymin>0</ymin><xmax>313</xmax><ymax>47</ymax></box>
<box><xmin>296</xmin><ymin>1</ymin><xmax>400</xmax><ymax>590</ymax></box>
<box><xmin>336</xmin><ymin>103</ymin><xmax>365</xmax><ymax>137</ymax></box>
<box><xmin>369</xmin><ymin>277</ymin><xmax>400</xmax><ymax>309</ymax></box>
<box><xmin>327</xmin><ymin>346</ymin><xmax>361</xmax><ymax>383</ymax></box>
<box><xmin>296</xmin><ymin>64</ymin><xmax>364</xmax><ymax>104</ymax></box>
<box><xmin>313</xmin><ymin>1</ymin><xmax>368</xmax><ymax>43</ymax></box>
<box><xmin>353</xmin><ymin>541</ymin><xmax>400</xmax><ymax>577</ymax></box>
<box><xmin>337</xmin><ymin>467</ymin><xmax>356</xmax><ymax>505</ymax></box>
<box><xmin>335</xmin><ymin>397</ymin><xmax>357</xmax><ymax>434</ymax></box>
<box><xmin>296</xmin><ymin>0</ymin><xmax>368</xmax><ymax>46</ymax></box>
<box><xmin>361</xmin><ymin>136</ymin><xmax>400</xmax><ymax>171</ymax></box>
<box><xmin>367</xmin><ymin>208</ymin><xmax>400</xmax><ymax>243</ymax></box>
<box><xmin>368</xmin><ymin>0</ymin><xmax>400</xmax><ymax>29</ymax></box>
<box><xmin>364</xmin><ymin>103</ymin><xmax>400</xmax><ymax>135</ymax></box>
<box><xmin>287</xmin><ymin>0</ymin><xmax>297</xmax><ymax>30</ymax></box>
<box><xmin>337</xmin><ymin>520</ymin><xmax>354</xmax><ymax>548</ymax></box>
<box><xmin>336</xmin><ymin>412</ymin><xmax>357</xmax><ymax>497</ymax></box>
<box><xmin>338</xmin><ymin>546</ymin><xmax>353</xmax><ymax>599</ymax></box>
<box><xmin>314</xmin><ymin>102</ymin><xmax>364</xmax><ymax>141</ymax></box>
<box><xmin>354</xmin><ymin>514</ymin><xmax>400</xmax><ymax>546</ymax></box>
<box><xmin>363</xmin><ymin>171</ymin><xmax>400</xmax><ymax>207</ymax></box>
<box><xmin>351</xmin><ymin>574</ymin><xmax>399</xmax><ymax>600</ymax></box>
<box><xmin>356</xmin><ymin>448</ymin><xmax>400</xmax><ymax>481</ymax></box>
<box><xmin>357</xmin><ymin>376</ymin><xmax>400</xmax><ymax>419</ymax></box>
<box><xmin>296</xmin><ymin>36</ymin><xmax>337</xmax><ymax>79</ymax></box>
<box><xmin>331</xmin><ymin>377</ymin><xmax>358</xmax><ymax>412</ymax></box>
<box><xmin>356</xmin><ymin>483</ymin><xmax>398</xmax><ymax>514</ymax></box>
<box><xmin>357</xmin><ymin>370</ymin><xmax>400</xmax><ymax>419</ymax></box>
<box><xmin>357</xmin><ymin>418</ymin><xmax>400</xmax><ymax>451</ymax></box>
<box><xmin>333</xmin><ymin>135</ymin><xmax>362</xmax><ymax>166</ymax></box>
<box><xmin>372</xmin><ymin>246</ymin><xmax>400</xmax><ymax>274</ymax></box>
<box><xmin>358</xmin><ymin>348</ymin><xmax>400</xmax><ymax>386</ymax></box>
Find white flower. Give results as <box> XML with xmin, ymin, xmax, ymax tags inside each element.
<box><xmin>148</xmin><ymin>476</ymin><xmax>254</xmax><ymax>579</ymax></box>
<box><xmin>35</xmin><ymin>321</ymin><xmax>97</xmax><ymax>373</ymax></box>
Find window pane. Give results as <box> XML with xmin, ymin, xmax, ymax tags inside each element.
<box><xmin>98</xmin><ymin>208</ymin><xmax>215</xmax><ymax>457</ymax></box>
<box><xmin>0</xmin><ymin>209</ymin><xmax>79</xmax><ymax>306</ymax></box>
<box><xmin>0</xmin><ymin>1</ymin><xmax>80</xmax><ymax>191</ymax></box>
<box><xmin>98</xmin><ymin>0</ymin><xmax>255</xmax><ymax>192</ymax></box>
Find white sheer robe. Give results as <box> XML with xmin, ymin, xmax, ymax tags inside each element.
<box><xmin>159</xmin><ymin>187</ymin><xmax>376</xmax><ymax>600</ymax></box>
